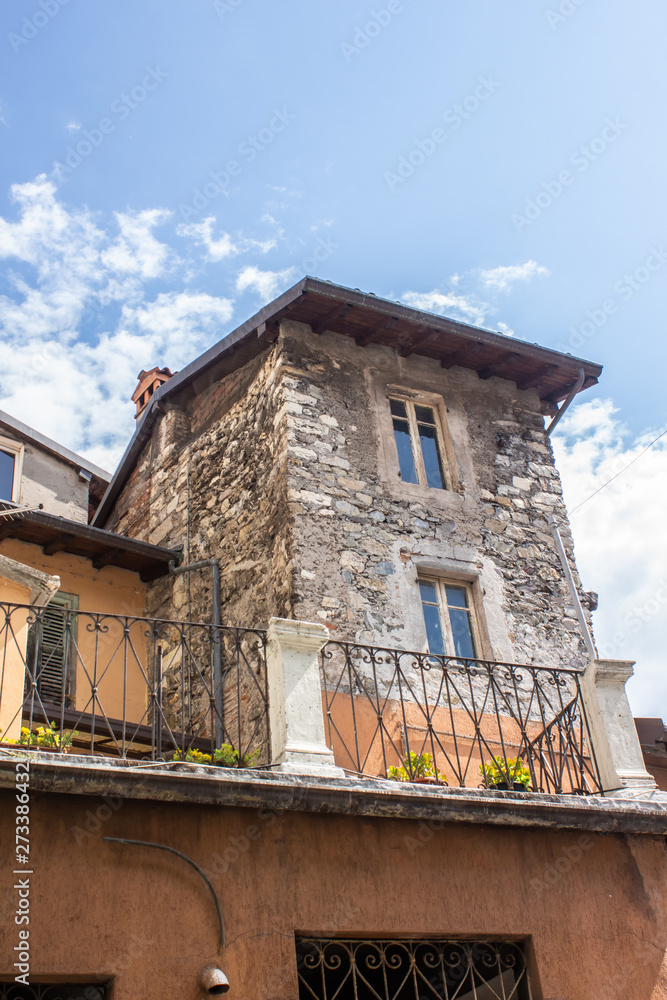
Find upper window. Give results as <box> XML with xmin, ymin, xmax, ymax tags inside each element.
<box><xmin>0</xmin><ymin>448</ymin><xmax>16</xmax><ymax>501</ymax></box>
<box><xmin>419</xmin><ymin>577</ymin><xmax>478</xmax><ymax>659</ymax></box>
<box><xmin>389</xmin><ymin>398</ymin><xmax>448</xmax><ymax>490</ymax></box>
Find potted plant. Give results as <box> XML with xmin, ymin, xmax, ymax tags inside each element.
<box><xmin>0</xmin><ymin>723</ymin><xmax>77</xmax><ymax>753</ymax></box>
<box><xmin>168</xmin><ymin>743</ymin><xmax>261</xmax><ymax>768</ymax></box>
<box><xmin>387</xmin><ymin>750</ymin><xmax>447</xmax><ymax>785</ymax></box>
<box><xmin>479</xmin><ymin>755</ymin><xmax>532</xmax><ymax>791</ymax></box>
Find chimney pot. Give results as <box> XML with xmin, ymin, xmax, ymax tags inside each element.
<box><xmin>132</xmin><ymin>367</ymin><xmax>174</xmax><ymax>419</ymax></box>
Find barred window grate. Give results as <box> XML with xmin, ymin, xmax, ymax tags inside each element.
<box><xmin>0</xmin><ymin>985</ymin><xmax>106</xmax><ymax>999</ymax></box>
<box><xmin>296</xmin><ymin>938</ymin><xmax>532</xmax><ymax>1000</ymax></box>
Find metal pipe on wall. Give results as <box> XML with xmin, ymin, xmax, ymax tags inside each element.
<box><xmin>549</xmin><ymin>516</ymin><xmax>597</xmax><ymax>661</ymax></box>
<box><xmin>169</xmin><ymin>557</ymin><xmax>223</xmax><ymax>746</ymax></box>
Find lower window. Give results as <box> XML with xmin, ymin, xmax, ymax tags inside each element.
<box><xmin>296</xmin><ymin>937</ymin><xmax>532</xmax><ymax>1000</ymax></box>
<box><xmin>0</xmin><ymin>987</ymin><xmax>106</xmax><ymax>999</ymax></box>
<box><xmin>419</xmin><ymin>578</ymin><xmax>479</xmax><ymax>659</ymax></box>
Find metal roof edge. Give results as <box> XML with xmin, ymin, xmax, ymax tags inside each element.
<box><xmin>0</xmin><ymin>409</ymin><xmax>112</xmax><ymax>481</ymax></box>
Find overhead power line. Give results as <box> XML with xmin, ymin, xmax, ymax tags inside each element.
<box><xmin>569</xmin><ymin>426</ymin><xmax>667</xmax><ymax>515</ymax></box>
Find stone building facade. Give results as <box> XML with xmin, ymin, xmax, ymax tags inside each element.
<box><xmin>97</xmin><ymin>279</ymin><xmax>599</xmax><ymax>677</ymax></box>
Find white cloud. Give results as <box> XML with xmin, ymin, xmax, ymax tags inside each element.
<box><xmin>101</xmin><ymin>208</ymin><xmax>174</xmax><ymax>280</ymax></box>
<box><xmin>177</xmin><ymin>216</ymin><xmax>275</xmax><ymax>262</ymax></box>
<box><xmin>236</xmin><ymin>265</ymin><xmax>296</xmax><ymax>303</ymax></box>
<box><xmin>402</xmin><ymin>259</ymin><xmax>550</xmax><ymax>332</ymax></box>
<box><xmin>0</xmin><ymin>177</ymin><xmax>236</xmax><ymax>470</ymax></box>
<box><xmin>65</xmin><ymin>121</ymin><xmax>81</xmax><ymax>132</ymax></box>
<box><xmin>553</xmin><ymin>399</ymin><xmax>667</xmax><ymax>718</ymax></box>
<box><xmin>479</xmin><ymin>260</ymin><xmax>550</xmax><ymax>292</ymax></box>
<box><xmin>401</xmin><ymin>289</ymin><xmax>487</xmax><ymax>326</ymax></box>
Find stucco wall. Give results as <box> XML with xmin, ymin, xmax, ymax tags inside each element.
<box><xmin>0</xmin><ymin>787</ymin><xmax>665</xmax><ymax>999</ymax></box>
<box><xmin>0</xmin><ymin>430</ymin><xmax>91</xmax><ymax>521</ymax></box>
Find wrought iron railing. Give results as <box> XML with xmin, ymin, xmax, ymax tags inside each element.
<box><xmin>320</xmin><ymin>641</ymin><xmax>602</xmax><ymax>794</ymax></box>
<box><xmin>0</xmin><ymin>602</ymin><xmax>269</xmax><ymax>765</ymax></box>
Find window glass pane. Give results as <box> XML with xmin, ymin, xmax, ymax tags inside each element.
<box><xmin>392</xmin><ymin>419</ymin><xmax>418</xmax><ymax>484</ymax></box>
<box><xmin>417</xmin><ymin>424</ymin><xmax>445</xmax><ymax>489</ymax></box>
<box><xmin>0</xmin><ymin>449</ymin><xmax>15</xmax><ymax>500</ymax></box>
<box><xmin>448</xmin><ymin>607</ymin><xmax>476</xmax><ymax>659</ymax></box>
<box><xmin>445</xmin><ymin>585</ymin><xmax>468</xmax><ymax>609</ymax></box>
<box><xmin>389</xmin><ymin>398</ymin><xmax>408</xmax><ymax>418</ymax></box>
<box><xmin>422</xmin><ymin>601</ymin><xmax>446</xmax><ymax>655</ymax></box>
<box><xmin>419</xmin><ymin>579</ymin><xmax>438</xmax><ymax>604</ymax></box>
<box><xmin>414</xmin><ymin>404</ymin><xmax>436</xmax><ymax>425</ymax></box>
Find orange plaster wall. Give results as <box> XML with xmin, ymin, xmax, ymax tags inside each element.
<box><xmin>0</xmin><ymin>788</ymin><xmax>665</xmax><ymax>1000</ymax></box>
<box><xmin>0</xmin><ymin>539</ymin><xmax>149</xmax><ymax>724</ymax></box>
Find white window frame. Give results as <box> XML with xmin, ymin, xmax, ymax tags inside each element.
<box><xmin>0</xmin><ymin>435</ymin><xmax>24</xmax><ymax>503</ymax></box>
<box><xmin>418</xmin><ymin>575</ymin><xmax>482</xmax><ymax>659</ymax></box>
<box><xmin>387</xmin><ymin>389</ymin><xmax>457</xmax><ymax>492</ymax></box>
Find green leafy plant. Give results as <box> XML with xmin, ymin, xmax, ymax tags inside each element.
<box><xmin>387</xmin><ymin>750</ymin><xmax>447</xmax><ymax>784</ymax></box>
<box><xmin>169</xmin><ymin>743</ymin><xmax>261</xmax><ymax>768</ymax></box>
<box><xmin>480</xmin><ymin>756</ymin><xmax>531</xmax><ymax>789</ymax></box>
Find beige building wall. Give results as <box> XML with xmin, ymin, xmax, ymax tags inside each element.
<box><xmin>0</xmin><ymin>538</ymin><xmax>149</xmax><ymax>727</ymax></box>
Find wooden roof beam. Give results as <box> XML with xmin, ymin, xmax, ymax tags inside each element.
<box><xmin>312</xmin><ymin>302</ymin><xmax>353</xmax><ymax>335</ymax></box>
<box><xmin>440</xmin><ymin>341</ymin><xmax>485</xmax><ymax>369</ymax></box>
<box><xmin>516</xmin><ymin>364</ymin><xmax>560</xmax><ymax>391</ymax></box>
<box><xmin>477</xmin><ymin>351</ymin><xmax>522</xmax><ymax>381</ymax></box>
<box><xmin>43</xmin><ymin>534</ymin><xmax>76</xmax><ymax>556</ymax></box>
<box><xmin>355</xmin><ymin>316</ymin><xmax>398</xmax><ymax>348</ymax></box>
<box><xmin>398</xmin><ymin>325</ymin><xmax>437</xmax><ymax>358</ymax></box>
<box><xmin>92</xmin><ymin>548</ymin><xmax>125</xmax><ymax>571</ymax></box>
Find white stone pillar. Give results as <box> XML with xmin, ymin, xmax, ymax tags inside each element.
<box><xmin>266</xmin><ymin>617</ymin><xmax>344</xmax><ymax>777</ymax></box>
<box><xmin>580</xmin><ymin>659</ymin><xmax>657</xmax><ymax>796</ymax></box>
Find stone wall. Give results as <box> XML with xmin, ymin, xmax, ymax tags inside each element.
<box><xmin>104</xmin><ymin>317</ymin><xmax>596</xmax><ymax>749</ymax></box>
<box><xmin>277</xmin><ymin>319</ymin><xmax>594</xmax><ymax>672</ymax></box>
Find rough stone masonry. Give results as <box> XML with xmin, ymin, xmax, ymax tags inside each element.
<box><xmin>102</xmin><ymin>317</ymin><xmax>595</xmax><ymax>738</ymax></box>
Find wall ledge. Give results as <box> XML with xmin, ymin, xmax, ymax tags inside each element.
<box><xmin>1</xmin><ymin>752</ymin><xmax>667</xmax><ymax>835</ymax></box>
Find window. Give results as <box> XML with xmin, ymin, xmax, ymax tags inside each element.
<box><xmin>390</xmin><ymin>398</ymin><xmax>448</xmax><ymax>489</ymax></box>
<box><xmin>296</xmin><ymin>937</ymin><xmax>532</xmax><ymax>1000</ymax></box>
<box><xmin>0</xmin><ymin>987</ymin><xmax>106</xmax><ymax>1000</ymax></box>
<box><xmin>0</xmin><ymin>449</ymin><xmax>15</xmax><ymax>500</ymax></box>
<box><xmin>419</xmin><ymin>578</ymin><xmax>478</xmax><ymax>659</ymax></box>
<box><xmin>26</xmin><ymin>592</ymin><xmax>79</xmax><ymax>707</ymax></box>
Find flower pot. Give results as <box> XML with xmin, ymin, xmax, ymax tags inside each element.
<box><xmin>0</xmin><ymin>742</ymin><xmax>69</xmax><ymax>754</ymax></box>
<box><xmin>489</xmin><ymin>781</ymin><xmax>529</xmax><ymax>792</ymax></box>
<box><xmin>414</xmin><ymin>776</ymin><xmax>438</xmax><ymax>785</ymax></box>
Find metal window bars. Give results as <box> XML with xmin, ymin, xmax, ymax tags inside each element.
<box><xmin>296</xmin><ymin>938</ymin><xmax>532</xmax><ymax>1000</ymax></box>
<box><xmin>0</xmin><ymin>986</ymin><xmax>107</xmax><ymax>1000</ymax></box>
<box><xmin>0</xmin><ymin>601</ymin><xmax>269</xmax><ymax>765</ymax></box>
<box><xmin>320</xmin><ymin>640</ymin><xmax>602</xmax><ymax>794</ymax></box>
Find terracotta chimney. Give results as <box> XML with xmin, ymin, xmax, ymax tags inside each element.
<box><xmin>132</xmin><ymin>367</ymin><xmax>174</xmax><ymax>419</ymax></box>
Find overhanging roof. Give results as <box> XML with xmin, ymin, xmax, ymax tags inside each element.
<box><xmin>0</xmin><ymin>511</ymin><xmax>180</xmax><ymax>582</ymax></box>
<box><xmin>0</xmin><ymin>409</ymin><xmax>111</xmax><ymax>482</ymax></box>
<box><xmin>93</xmin><ymin>276</ymin><xmax>603</xmax><ymax>527</ymax></box>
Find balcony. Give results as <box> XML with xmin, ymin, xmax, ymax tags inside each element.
<box><xmin>0</xmin><ymin>601</ymin><xmax>654</xmax><ymax>799</ymax></box>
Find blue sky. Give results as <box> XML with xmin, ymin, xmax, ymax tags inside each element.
<box><xmin>0</xmin><ymin>0</ymin><xmax>665</xmax><ymax>713</ymax></box>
